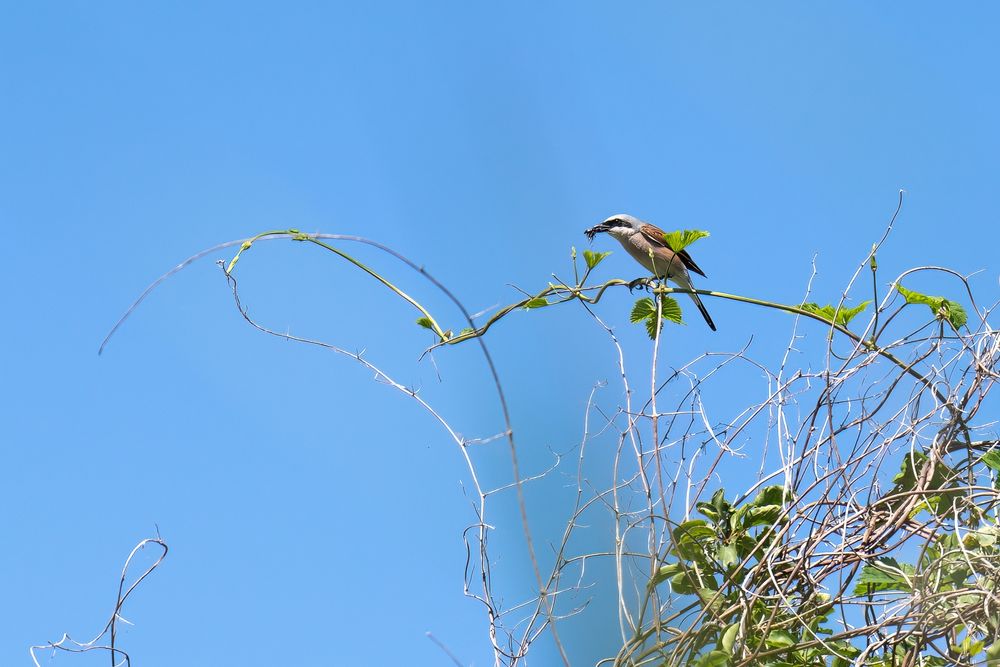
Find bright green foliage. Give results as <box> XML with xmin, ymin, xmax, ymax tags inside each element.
<box><xmin>583</xmin><ymin>249</ymin><xmax>611</xmax><ymax>270</ymax></box>
<box><xmin>648</xmin><ymin>487</ymin><xmax>845</xmax><ymax>664</ymax></box>
<box><xmin>662</xmin><ymin>229</ymin><xmax>710</xmax><ymax>252</ymax></box>
<box><xmin>650</xmin><ymin>482</ymin><xmax>1000</xmax><ymax>665</ymax></box>
<box><xmin>523</xmin><ymin>297</ymin><xmax>549</xmax><ymax>309</ymax></box>
<box><xmin>799</xmin><ymin>301</ymin><xmax>871</xmax><ymax>327</ymax></box>
<box><xmin>415</xmin><ymin>317</ymin><xmax>434</xmax><ymax>330</ymax></box>
<box><xmin>896</xmin><ymin>284</ymin><xmax>968</xmax><ymax>328</ymax></box>
<box><xmin>631</xmin><ymin>296</ymin><xmax>683</xmax><ymax>339</ymax></box>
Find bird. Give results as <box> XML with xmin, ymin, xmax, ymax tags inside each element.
<box><xmin>584</xmin><ymin>213</ymin><xmax>717</xmax><ymax>331</ymax></box>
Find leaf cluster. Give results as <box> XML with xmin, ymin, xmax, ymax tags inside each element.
<box><xmin>630</xmin><ymin>296</ymin><xmax>683</xmax><ymax>339</ymax></box>
<box><xmin>648</xmin><ymin>487</ymin><xmax>861</xmax><ymax>666</ymax></box>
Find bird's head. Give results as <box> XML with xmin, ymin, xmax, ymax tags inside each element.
<box><xmin>584</xmin><ymin>214</ymin><xmax>642</xmax><ymax>241</ymax></box>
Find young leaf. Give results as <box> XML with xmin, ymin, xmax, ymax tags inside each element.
<box><xmin>800</xmin><ymin>301</ymin><xmax>871</xmax><ymax>327</ymax></box>
<box><xmin>837</xmin><ymin>301</ymin><xmax>872</xmax><ymax>325</ymax></box>
<box><xmin>523</xmin><ymin>297</ymin><xmax>549</xmax><ymax>309</ymax></box>
<box><xmin>662</xmin><ymin>229</ymin><xmax>710</xmax><ymax>252</ymax></box>
<box><xmin>897</xmin><ymin>284</ymin><xmax>968</xmax><ymax>328</ymax></box>
<box><xmin>632</xmin><ymin>296</ymin><xmax>683</xmax><ymax>339</ymax></box>
<box><xmin>896</xmin><ymin>284</ymin><xmax>937</xmax><ymax>307</ymax></box>
<box><xmin>630</xmin><ymin>297</ymin><xmax>656</xmax><ymax>323</ymax></box>
<box><xmin>660</xmin><ymin>296</ymin><xmax>683</xmax><ymax>324</ymax></box>
<box><xmin>800</xmin><ymin>303</ymin><xmax>836</xmax><ymax>322</ymax></box>
<box><xmin>583</xmin><ymin>249</ymin><xmax>611</xmax><ymax>270</ymax></box>
<box><xmin>941</xmin><ymin>300</ymin><xmax>968</xmax><ymax>328</ymax></box>
<box><xmin>416</xmin><ymin>317</ymin><xmax>434</xmax><ymax>330</ymax></box>
<box><xmin>644</xmin><ymin>317</ymin><xmax>659</xmax><ymax>340</ymax></box>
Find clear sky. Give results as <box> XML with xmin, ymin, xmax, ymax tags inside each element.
<box><xmin>2</xmin><ymin>3</ymin><xmax>998</xmax><ymax>666</ymax></box>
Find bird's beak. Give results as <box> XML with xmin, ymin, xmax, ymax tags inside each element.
<box><xmin>584</xmin><ymin>222</ymin><xmax>612</xmax><ymax>240</ymax></box>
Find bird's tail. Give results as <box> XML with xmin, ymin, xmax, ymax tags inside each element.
<box><xmin>670</xmin><ymin>273</ymin><xmax>716</xmax><ymax>331</ymax></box>
<box><xmin>688</xmin><ymin>291</ymin><xmax>717</xmax><ymax>332</ymax></box>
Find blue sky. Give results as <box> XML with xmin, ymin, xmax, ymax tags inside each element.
<box><xmin>2</xmin><ymin>3</ymin><xmax>998</xmax><ymax>665</ymax></box>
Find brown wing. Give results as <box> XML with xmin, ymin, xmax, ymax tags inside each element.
<box><xmin>639</xmin><ymin>223</ymin><xmax>707</xmax><ymax>278</ymax></box>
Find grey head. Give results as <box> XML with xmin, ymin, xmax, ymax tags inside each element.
<box><xmin>584</xmin><ymin>213</ymin><xmax>644</xmax><ymax>240</ymax></box>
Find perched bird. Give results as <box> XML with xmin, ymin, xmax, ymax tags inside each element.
<box><xmin>585</xmin><ymin>213</ymin><xmax>717</xmax><ymax>331</ymax></box>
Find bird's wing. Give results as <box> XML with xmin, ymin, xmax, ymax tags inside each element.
<box><xmin>639</xmin><ymin>223</ymin><xmax>707</xmax><ymax>278</ymax></box>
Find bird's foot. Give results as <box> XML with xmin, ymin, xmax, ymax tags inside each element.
<box><xmin>628</xmin><ymin>277</ymin><xmax>655</xmax><ymax>293</ymax></box>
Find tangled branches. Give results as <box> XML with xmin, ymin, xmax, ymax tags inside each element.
<box><xmin>598</xmin><ymin>264</ymin><xmax>1000</xmax><ymax>666</ymax></box>
<box><xmin>30</xmin><ymin>538</ymin><xmax>168</xmax><ymax>667</ymax></box>
<box><xmin>83</xmin><ymin>196</ymin><xmax>998</xmax><ymax>666</ymax></box>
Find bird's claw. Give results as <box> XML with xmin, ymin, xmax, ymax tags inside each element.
<box><xmin>628</xmin><ymin>277</ymin><xmax>654</xmax><ymax>293</ymax></box>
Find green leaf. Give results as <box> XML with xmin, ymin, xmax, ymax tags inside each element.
<box><xmin>962</xmin><ymin>526</ymin><xmax>999</xmax><ymax>548</ymax></box>
<box><xmin>662</xmin><ymin>229</ymin><xmax>710</xmax><ymax>252</ymax></box>
<box><xmin>838</xmin><ymin>301</ymin><xmax>872</xmax><ymax>325</ymax></box>
<box><xmin>674</xmin><ymin>519</ymin><xmax>712</xmax><ymax>537</ymax></box>
<box><xmin>458</xmin><ymin>327</ymin><xmax>476</xmax><ymax>336</ymax></box>
<box><xmin>659</xmin><ymin>297</ymin><xmax>683</xmax><ymax>324</ymax></box>
<box><xmin>631</xmin><ymin>296</ymin><xmax>683</xmax><ymax>339</ymax></box>
<box><xmin>697</xmin><ymin>489</ymin><xmax>730</xmax><ymax>522</ymax></box>
<box><xmin>951</xmin><ymin>637</ymin><xmax>984</xmax><ymax>657</ymax></box>
<box><xmin>853</xmin><ymin>558</ymin><xmax>915</xmax><ymax>594</ymax></box>
<box><xmin>943</xmin><ymin>300</ymin><xmax>968</xmax><ymax>328</ymax></box>
<box><xmin>888</xmin><ymin>451</ymin><xmax>961</xmax><ymax>516</ymax></box>
<box><xmin>829</xmin><ymin>641</ymin><xmax>862</xmax><ymax>666</ymax></box>
<box><xmin>523</xmin><ymin>297</ymin><xmax>549</xmax><ymax>309</ymax></box>
<box><xmin>583</xmin><ymin>249</ymin><xmax>611</xmax><ymax>270</ymax></box>
<box><xmin>717</xmin><ymin>544</ymin><xmax>740</xmax><ymax>569</ymax></box>
<box><xmin>415</xmin><ymin>317</ymin><xmax>434</xmax><ymax>330</ymax></box>
<box><xmin>696</xmin><ymin>650</ymin><xmax>731</xmax><ymax>667</ymax></box>
<box><xmin>764</xmin><ymin>630</ymin><xmax>795</xmax><ymax>649</ymax></box>
<box><xmin>742</xmin><ymin>505</ymin><xmax>784</xmax><ymax>529</ymax></box>
<box><xmin>630</xmin><ymin>297</ymin><xmax>656</xmax><ymax>323</ymax></box>
<box><xmin>982</xmin><ymin>451</ymin><xmax>1000</xmax><ymax>472</ymax></box>
<box><xmin>753</xmin><ymin>485</ymin><xmax>789</xmax><ymax>507</ymax></box>
<box><xmin>651</xmin><ymin>562</ymin><xmax>684</xmax><ymax>587</ymax></box>
<box><xmin>720</xmin><ymin>623</ymin><xmax>740</xmax><ymax>653</ymax></box>
<box><xmin>985</xmin><ymin>640</ymin><xmax>1000</xmax><ymax>661</ymax></box>
<box><xmin>800</xmin><ymin>301</ymin><xmax>871</xmax><ymax>326</ymax></box>
<box><xmin>673</xmin><ymin>520</ymin><xmax>716</xmax><ymax>562</ymax></box>
<box><xmin>669</xmin><ymin>569</ymin><xmax>698</xmax><ymax>594</ymax></box>
<box><xmin>897</xmin><ymin>284</ymin><xmax>967</xmax><ymax>328</ymax></box>
<box><xmin>891</xmin><ymin>451</ymin><xmax>928</xmax><ymax>489</ymax></box>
